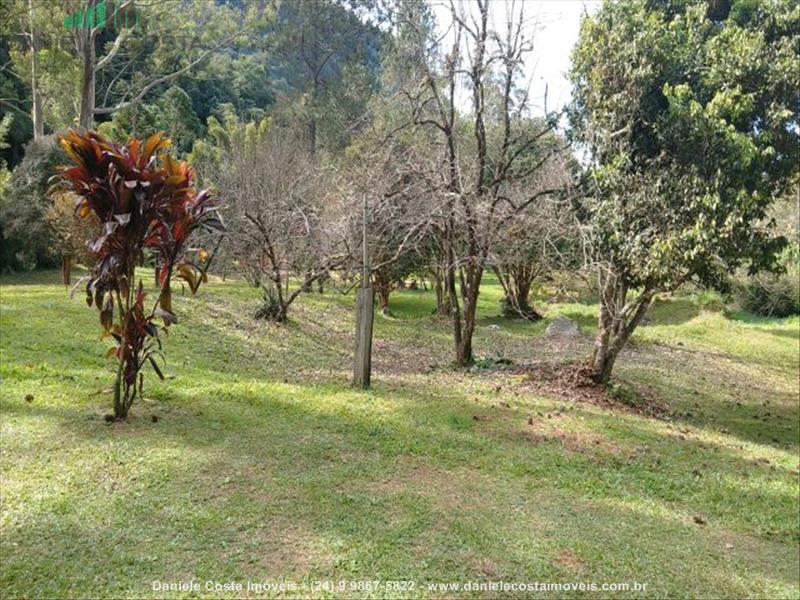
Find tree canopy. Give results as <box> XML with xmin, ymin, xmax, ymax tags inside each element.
<box><xmin>570</xmin><ymin>0</ymin><xmax>799</xmax><ymax>382</ymax></box>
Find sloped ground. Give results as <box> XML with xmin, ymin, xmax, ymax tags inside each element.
<box><xmin>1</xmin><ymin>269</ymin><xmax>798</xmax><ymax>598</ymax></box>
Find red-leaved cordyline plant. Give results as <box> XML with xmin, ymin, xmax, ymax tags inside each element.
<box><xmin>56</xmin><ymin>130</ymin><xmax>224</xmax><ymax>420</ymax></box>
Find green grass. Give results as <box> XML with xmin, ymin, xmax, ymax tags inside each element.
<box><xmin>1</xmin><ymin>269</ymin><xmax>798</xmax><ymax>598</ymax></box>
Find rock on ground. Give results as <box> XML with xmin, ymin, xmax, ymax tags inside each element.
<box><xmin>546</xmin><ymin>316</ymin><xmax>582</xmax><ymax>339</ymax></box>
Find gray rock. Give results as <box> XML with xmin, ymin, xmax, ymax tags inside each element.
<box><xmin>545</xmin><ymin>316</ymin><xmax>581</xmax><ymax>339</ymax></box>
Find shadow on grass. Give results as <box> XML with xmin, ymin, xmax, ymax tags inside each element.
<box><xmin>3</xmin><ymin>371</ymin><xmax>798</xmax><ymax>597</ymax></box>
<box><xmin>557</xmin><ymin>310</ymin><xmax>597</xmax><ymax>330</ymax></box>
<box><xmin>759</xmin><ymin>327</ymin><xmax>800</xmax><ymax>340</ymax></box>
<box><xmin>2</xmin><ymin>270</ymin><xmax>798</xmax><ymax>596</ymax></box>
<box><xmin>644</xmin><ymin>297</ymin><xmax>704</xmax><ymax>325</ymax></box>
<box><xmin>8</xmin><ymin>363</ymin><xmax>797</xmax><ymax>534</ymax></box>
<box><xmin>617</xmin><ymin>346</ymin><xmax>799</xmax><ymax>451</ymax></box>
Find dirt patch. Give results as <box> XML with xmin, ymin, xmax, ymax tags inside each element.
<box><xmin>553</xmin><ymin>548</ymin><xmax>586</xmax><ymax>574</ymax></box>
<box><xmin>512</xmin><ymin>360</ymin><xmax>670</xmax><ymax>418</ymax></box>
<box><xmin>510</xmin><ymin>425</ymin><xmax>623</xmax><ymax>456</ymax></box>
<box><xmin>372</xmin><ymin>337</ymin><xmax>442</xmax><ymax>375</ymax></box>
<box><xmin>250</xmin><ymin>521</ymin><xmax>328</xmax><ymax>575</ymax></box>
<box><xmin>365</xmin><ymin>455</ymin><xmax>496</xmax><ymax>512</ymax></box>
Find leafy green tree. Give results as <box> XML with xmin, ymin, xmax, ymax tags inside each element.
<box><xmin>0</xmin><ymin>0</ymin><xmax>70</xmax><ymax>150</ymax></box>
<box><xmin>0</xmin><ymin>113</ymin><xmax>18</xmax><ymax>271</ymax></box>
<box><xmin>79</xmin><ymin>0</ymin><xmax>267</xmax><ymax>129</ymax></box>
<box><xmin>269</xmin><ymin>0</ymin><xmax>384</xmax><ymax>154</ymax></box>
<box><xmin>97</xmin><ymin>85</ymin><xmax>203</xmax><ymax>153</ymax></box>
<box><xmin>176</xmin><ymin>51</ymin><xmax>274</xmax><ymax>125</ymax></box>
<box><xmin>0</xmin><ymin>114</ymin><xmax>14</xmax><ymax>268</ymax></box>
<box><xmin>570</xmin><ymin>0</ymin><xmax>799</xmax><ymax>383</ymax></box>
<box><xmin>189</xmin><ymin>104</ymin><xmax>270</xmax><ymax>172</ymax></box>
<box><xmin>1</xmin><ymin>0</ymin><xmax>271</xmax><ymax>145</ymax></box>
<box><xmin>0</xmin><ymin>113</ymin><xmax>11</xmax><ymax>187</ymax></box>
<box><xmin>733</xmin><ymin>182</ymin><xmax>800</xmax><ymax>317</ymax></box>
<box><xmin>44</xmin><ymin>188</ymin><xmax>99</xmax><ymax>285</ymax></box>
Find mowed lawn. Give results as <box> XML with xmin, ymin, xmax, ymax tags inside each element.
<box><xmin>1</xmin><ymin>269</ymin><xmax>798</xmax><ymax>598</ymax></box>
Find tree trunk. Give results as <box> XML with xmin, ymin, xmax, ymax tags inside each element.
<box><xmin>444</xmin><ymin>246</ymin><xmax>465</xmax><ymax>364</ymax></box>
<box><xmin>373</xmin><ymin>267</ymin><xmax>391</xmax><ymax>314</ymax></box>
<box><xmin>376</xmin><ymin>287</ymin><xmax>390</xmax><ymax>314</ymax></box>
<box><xmin>78</xmin><ymin>30</ymin><xmax>96</xmax><ymax>130</ymax></box>
<box><xmin>61</xmin><ymin>255</ymin><xmax>72</xmax><ymax>286</ymax></box>
<box><xmin>431</xmin><ymin>266</ymin><xmax>450</xmax><ymax>316</ymax></box>
<box><xmin>590</xmin><ymin>280</ymin><xmax>655</xmax><ymax>384</ymax></box>
<box><xmin>456</xmin><ymin>306</ymin><xmax>475</xmax><ymax>365</ymax></box>
<box><xmin>27</xmin><ymin>0</ymin><xmax>44</xmax><ymax>140</ymax></box>
<box><xmin>497</xmin><ymin>265</ymin><xmax>542</xmax><ymax>320</ymax></box>
<box><xmin>458</xmin><ymin>270</ymin><xmax>481</xmax><ymax>365</ymax></box>
<box><xmin>590</xmin><ymin>325</ymin><xmax>617</xmax><ymax>385</ymax></box>
<box><xmin>276</xmin><ymin>303</ymin><xmax>288</xmax><ymax>323</ymax></box>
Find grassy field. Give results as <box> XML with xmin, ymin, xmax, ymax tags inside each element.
<box><xmin>1</xmin><ymin>269</ymin><xmax>798</xmax><ymax>598</ymax></box>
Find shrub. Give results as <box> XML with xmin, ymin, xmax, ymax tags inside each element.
<box><xmin>734</xmin><ymin>270</ymin><xmax>800</xmax><ymax>317</ymax></box>
<box><xmin>1</xmin><ymin>135</ymin><xmax>65</xmax><ymax>270</ymax></box>
<box><xmin>44</xmin><ymin>190</ymin><xmax>100</xmax><ymax>284</ymax></box>
<box><xmin>55</xmin><ymin>130</ymin><xmax>224</xmax><ymax>420</ymax></box>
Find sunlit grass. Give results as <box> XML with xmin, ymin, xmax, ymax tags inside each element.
<box><xmin>1</xmin><ymin>269</ymin><xmax>798</xmax><ymax>598</ymax></box>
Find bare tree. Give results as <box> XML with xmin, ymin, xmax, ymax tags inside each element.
<box><xmin>335</xmin><ymin>124</ymin><xmax>437</xmax><ymax>314</ymax></box>
<box><xmin>394</xmin><ymin>0</ymin><xmax>565</xmax><ymax>364</ymax></box>
<box><xmin>490</xmin><ymin>141</ymin><xmax>576</xmax><ymax>320</ymax></box>
<box><xmin>209</xmin><ymin>125</ymin><xmax>346</xmax><ymax>322</ymax></box>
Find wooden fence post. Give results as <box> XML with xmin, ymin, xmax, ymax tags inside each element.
<box><xmin>353</xmin><ymin>194</ymin><xmax>374</xmax><ymax>389</ymax></box>
<box><xmin>353</xmin><ymin>286</ymin><xmax>374</xmax><ymax>388</ymax></box>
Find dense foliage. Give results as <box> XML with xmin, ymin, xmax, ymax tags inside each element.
<box><xmin>44</xmin><ymin>189</ymin><xmax>100</xmax><ymax>285</ymax></box>
<box><xmin>570</xmin><ymin>0</ymin><xmax>800</xmax><ymax>382</ymax></box>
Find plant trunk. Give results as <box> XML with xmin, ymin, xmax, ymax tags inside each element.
<box><xmin>276</xmin><ymin>303</ymin><xmax>288</xmax><ymax>323</ymax></box>
<box><xmin>112</xmin><ymin>367</ymin><xmax>135</xmax><ymax>420</ymax></box>
<box><xmin>373</xmin><ymin>267</ymin><xmax>392</xmax><ymax>314</ymax></box>
<box><xmin>432</xmin><ymin>266</ymin><xmax>450</xmax><ymax>316</ymax></box>
<box><xmin>27</xmin><ymin>0</ymin><xmax>44</xmax><ymax>140</ymax></box>
<box><xmin>497</xmin><ymin>265</ymin><xmax>542</xmax><ymax>321</ymax></box>
<box><xmin>590</xmin><ymin>276</ymin><xmax>655</xmax><ymax>384</ymax></box>
<box><xmin>444</xmin><ymin>248</ymin><xmax>465</xmax><ymax>364</ymax></box>
<box><xmin>113</xmin><ymin>358</ymin><xmax>124</xmax><ymax>419</ymax></box>
<box><xmin>112</xmin><ymin>322</ymin><xmax>136</xmax><ymax>420</ymax></box>
<box><xmin>590</xmin><ymin>327</ymin><xmax>617</xmax><ymax>385</ymax></box>
<box><xmin>376</xmin><ymin>287</ymin><xmax>390</xmax><ymax>314</ymax></box>
<box><xmin>456</xmin><ymin>274</ymin><xmax>480</xmax><ymax>366</ymax></box>
<box><xmin>78</xmin><ymin>30</ymin><xmax>96</xmax><ymax>130</ymax></box>
<box><xmin>61</xmin><ymin>255</ymin><xmax>72</xmax><ymax>286</ymax></box>
<box><xmin>456</xmin><ymin>316</ymin><xmax>474</xmax><ymax>365</ymax></box>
